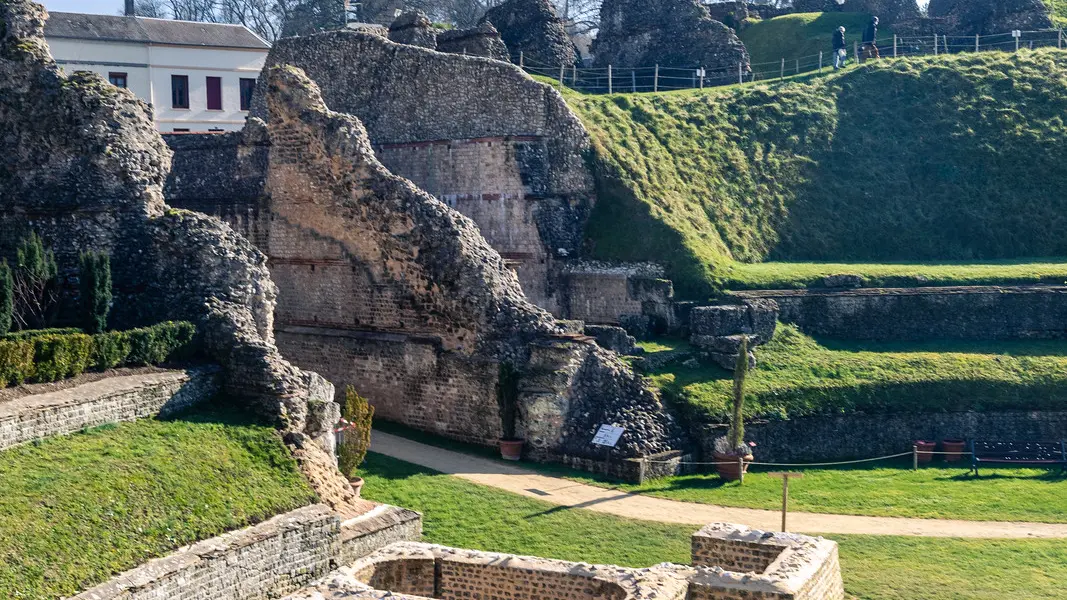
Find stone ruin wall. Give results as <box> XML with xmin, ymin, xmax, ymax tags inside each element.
<box><xmin>287</xmin><ymin>524</ymin><xmax>844</xmax><ymax>600</ymax></box>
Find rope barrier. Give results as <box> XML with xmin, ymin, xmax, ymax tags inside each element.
<box><xmin>643</xmin><ymin>450</ymin><xmax>977</xmax><ymax>468</ymax></box>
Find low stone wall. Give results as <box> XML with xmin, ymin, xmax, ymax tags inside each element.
<box><xmin>701</xmin><ymin>410</ymin><xmax>1067</xmax><ymax>463</ymax></box>
<box><xmin>72</xmin><ymin>504</ymin><xmax>340</xmax><ymax>600</ymax></box>
<box><xmin>732</xmin><ymin>285</ymin><xmax>1067</xmax><ymax>341</ymax></box>
<box><xmin>561</xmin><ymin>263</ymin><xmax>674</xmax><ymax>332</ymax></box>
<box><xmin>0</xmin><ymin>367</ymin><xmax>220</xmax><ymax>451</ymax></box>
<box><xmin>691</xmin><ymin>525</ymin><xmax>788</xmax><ymax>573</ymax></box>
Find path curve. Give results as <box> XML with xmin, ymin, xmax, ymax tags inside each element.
<box><xmin>371</xmin><ymin>431</ymin><xmax>1067</xmax><ymax>538</ymax></box>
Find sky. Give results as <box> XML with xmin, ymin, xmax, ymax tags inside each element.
<box><xmin>43</xmin><ymin>1</ymin><xmax>120</xmax><ymax>15</ymax></box>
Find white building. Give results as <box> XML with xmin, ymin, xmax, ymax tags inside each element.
<box><xmin>44</xmin><ymin>9</ymin><xmax>269</xmax><ymax>133</ymax></box>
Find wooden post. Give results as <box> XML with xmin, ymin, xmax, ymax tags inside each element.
<box><xmin>1059</xmin><ymin>29</ymin><xmax>1063</xmax><ymax>50</ymax></box>
<box><xmin>780</xmin><ymin>57</ymin><xmax>784</xmax><ymax>79</ymax></box>
<box><xmin>795</xmin><ymin>58</ymin><xmax>799</xmax><ymax>74</ymax></box>
<box><xmin>519</xmin><ymin>50</ymin><xmax>524</xmax><ymax>68</ymax></box>
<box><xmin>559</xmin><ymin>63</ymin><xmax>565</xmax><ymax>87</ymax></box>
<box><xmin>893</xmin><ymin>34</ymin><xmax>898</xmax><ymax>58</ymax></box>
<box><xmin>768</xmin><ymin>473</ymin><xmax>804</xmax><ymax>532</ymax></box>
<box><xmin>854</xmin><ymin>40</ymin><xmax>859</xmax><ymax>63</ymax></box>
<box><xmin>631</xmin><ymin>69</ymin><xmax>636</xmax><ymax>93</ymax></box>
<box><xmin>737</xmin><ymin>457</ymin><xmax>745</xmax><ymax>484</ymax></box>
<box><xmin>819</xmin><ymin>50</ymin><xmax>823</xmax><ymax>72</ymax></box>
<box><xmin>736</xmin><ymin>63</ymin><xmax>741</xmax><ymax>85</ymax></box>
<box><xmin>571</xmin><ymin>64</ymin><xmax>577</xmax><ymax>85</ymax></box>
<box><xmin>975</xmin><ymin>33</ymin><xmax>980</xmax><ymax>52</ymax></box>
<box><xmin>913</xmin><ymin>444</ymin><xmax>919</xmax><ymax>470</ymax></box>
<box><xmin>944</xmin><ymin>34</ymin><xmax>949</xmax><ymax>54</ymax></box>
<box><xmin>654</xmin><ymin>64</ymin><xmax>659</xmax><ymax>92</ymax></box>
<box><xmin>607</xmin><ymin>64</ymin><xmax>613</xmax><ymax>94</ymax></box>
<box><xmin>933</xmin><ymin>34</ymin><xmax>938</xmax><ymax>55</ymax></box>
<box><xmin>1016</xmin><ymin>34</ymin><xmax>1020</xmax><ymax>52</ymax></box>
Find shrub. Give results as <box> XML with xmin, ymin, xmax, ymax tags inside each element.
<box><xmin>337</xmin><ymin>386</ymin><xmax>374</xmax><ymax>478</ymax></box>
<box><xmin>92</xmin><ymin>330</ymin><xmax>131</xmax><ymax>370</ymax></box>
<box><xmin>0</xmin><ymin>260</ymin><xmax>11</xmax><ymax>336</ymax></box>
<box><xmin>12</xmin><ymin>232</ymin><xmax>58</xmax><ymax>330</ymax></box>
<box><xmin>31</xmin><ymin>333</ymin><xmax>93</xmax><ymax>383</ymax></box>
<box><xmin>0</xmin><ymin>339</ymin><xmax>33</xmax><ymax>387</ymax></box>
<box><xmin>127</xmin><ymin>322</ymin><xmax>198</xmax><ymax>366</ymax></box>
<box><xmin>1</xmin><ymin>328</ymin><xmax>81</xmax><ymax>341</ymax></box>
<box><xmin>78</xmin><ymin>252</ymin><xmax>112</xmax><ymax>334</ymax></box>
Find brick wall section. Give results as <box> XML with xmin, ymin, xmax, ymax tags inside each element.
<box><xmin>691</xmin><ymin>534</ymin><xmax>787</xmax><ymax>574</ymax></box>
<box><xmin>733</xmin><ymin>285</ymin><xmax>1067</xmax><ymax>341</ymax></box>
<box><xmin>71</xmin><ymin>505</ymin><xmax>341</xmax><ymax>600</ymax></box>
<box><xmin>339</xmin><ymin>505</ymin><xmax>426</xmax><ymax>567</ymax></box>
<box><xmin>561</xmin><ymin>264</ymin><xmax>674</xmax><ymax>329</ymax></box>
<box><xmin>438</xmin><ymin>557</ymin><xmax>628</xmax><ymax>600</ymax></box>
<box><xmin>0</xmin><ymin>367</ymin><xmax>219</xmax><ymax>451</ymax></box>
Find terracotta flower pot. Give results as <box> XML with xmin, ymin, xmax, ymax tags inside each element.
<box><xmin>713</xmin><ymin>451</ymin><xmax>753</xmax><ymax>482</ymax></box>
<box><xmin>915</xmin><ymin>440</ymin><xmax>937</xmax><ymax>464</ymax></box>
<box><xmin>349</xmin><ymin>476</ymin><xmax>364</xmax><ymax>498</ymax></box>
<box><xmin>499</xmin><ymin>439</ymin><xmax>524</xmax><ymax>461</ymax></box>
<box><xmin>942</xmin><ymin>439</ymin><xmax>966</xmax><ymax>463</ymax></box>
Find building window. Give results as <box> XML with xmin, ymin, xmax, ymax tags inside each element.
<box><xmin>171</xmin><ymin>75</ymin><xmax>189</xmax><ymax>109</ymax></box>
<box><xmin>172</xmin><ymin>128</ymin><xmax>190</xmax><ymax>133</ymax></box>
<box><xmin>240</xmin><ymin>78</ymin><xmax>256</xmax><ymax>111</ymax></box>
<box><xmin>108</xmin><ymin>72</ymin><xmax>128</xmax><ymax>89</ymax></box>
<box><xmin>206</xmin><ymin>76</ymin><xmax>222</xmax><ymax>111</ymax></box>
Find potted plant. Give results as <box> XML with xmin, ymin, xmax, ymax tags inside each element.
<box><xmin>337</xmin><ymin>386</ymin><xmax>374</xmax><ymax>497</ymax></box>
<box><xmin>497</xmin><ymin>364</ymin><xmax>524</xmax><ymax>461</ymax></box>
<box><xmin>713</xmin><ymin>336</ymin><xmax>754</xmax><ymax>482</ymax></box>
<box><xmin>915</xmin><ymin>440</ymin><xmax>937</xmax><ymax>465</ymax></box>
<box><xmin>942</xmin><ymin>439</ymin><xmax>966</xmax><ymax>463</ymax></box>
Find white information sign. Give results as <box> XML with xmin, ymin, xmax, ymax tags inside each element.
<box><xmin>1012</xmin><ymin>30</ymin><xmax>1022</xmax><ymax>38</ymax></box>
<box><xmin>591</xmin><ymin>424</ymin><xmax>625</xmax><ymax>447</ymax></box>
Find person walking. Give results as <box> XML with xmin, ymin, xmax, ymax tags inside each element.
<box><xmin>833</xmin><ymin>26</ymin><xmax>847</xmax><ymax>69</ymax></box>
<box><xmin>861</xmin><ymin>16</ymin><xmax>880</xmax><ymax>62</ymax></box>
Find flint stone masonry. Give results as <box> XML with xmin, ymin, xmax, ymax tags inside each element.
<box><xmin>688</xmin><ymin>300</ymin><xmax>778</xmax><ymax>368</ymax></box>
<box><xmin>436</xmin><ymin>21</ymin><xmax>510</xmax><ymax>60</ymax></box>
<box><xmin>482</xmin><ymin>0</ymin><xmax>576</xmax><ymax>67</ymax></box>
<box><xmin>562</xmin><ymin>262</ymin><xmax>675</xmax><ymax>333</ymax></box>
<box><xmin>388</xmin><ymin>10</ymin><xmax>437</xmax><ymax>49</ymax></box>
<box><xmin>250</xmin><ymin>31</ymin><xmax>594</xmax><ymax>317</ymax></box>
<box><xmin>0</xmin><ymin>367</ymin><xmax>219</xmax><ymax>451</ymax></box>
<box><xmin>0</xmin><ymin>1</ymin><xmax>337</xmax><ymax>456</ymax></box>
<box><xmin>71</xmin><ymin>503</ymin><xmax>423</xmax><ymax>600</ymax></box>
<box><xmin>927</xmin><ymin>0</ymin><xmax>1052</xmax><ymax>34</ymax></box>
<box><xmin>733</xmin><ymin>285</ymin><xmax>1067</xmax><ymax>341</ymax></box>
<box><xmin>706</xmin><ymin>410</ymin><xmax>1067</xmax><ymax>463</ymax></box>
<box><xmin>593</xmin><ymin>0</ymin><xmax>750</xmax><ymax>73</ymax></box>
<box><xmin>287</xmin><ymin>526</ymin><xmax>842</xmax><ymax>600</ymax></box>
<box><xmin>791</xmin><ymin>0</ymin><xmax>919</xmax><ymax>25</ymax></box>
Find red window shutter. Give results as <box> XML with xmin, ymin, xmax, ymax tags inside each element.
<box><xmin>206</xmin><ymin>77</ymin><xmax>222</xmax><ymax>110</ymax></box>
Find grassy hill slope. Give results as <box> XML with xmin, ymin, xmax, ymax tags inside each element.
<box><xmin>741</xmin><ymin>12</ymin><xmax>881</xmax><ymax>71</ymax></box>
<box><xmin>569</xmin><ymin>50</ymin><xmax>1067</xmax><ymax>299</ymax></box>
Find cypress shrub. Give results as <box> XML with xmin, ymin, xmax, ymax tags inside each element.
<box><xmin>78</xmin><ymin>252</ymin><xmax>112</xmax><ymax>334</ymax></box>
<box><xmin>338</xmin><ymin>386</ymin><xmax>374</xmax><ymax>478</ymax></box>
<box><xmin>0</xmin><ymin>260</ymin><xmax>12</xmax><ymax>336</ymax></box>
<box><xmin>13</xmin><ymin>232</ymin><xmax>58</xmax><ymax>330</ymax></box>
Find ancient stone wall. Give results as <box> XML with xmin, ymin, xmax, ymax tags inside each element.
<box><xmin>706</xmin><ymin>410</ymin><xmax>1067</xmax><ymax>463</ymax></box>
<box><xmin>0</xmin><ymin>367</ymin><xmax>219</xmax><ymax>451</ymax></box>
<box><xmin>482</xmin><ymin>0</ymin><xmax>576</xmax><ymax>66</ymax></box>
<box><xmin>0</xmin><ymin>1</ymin><xmax>337</xmax><ymax>456</ymax></box>
<box><xmin>72</xmin><ymin>505</ymin><xmax>341</xmax><ymax>600</ymax></box>
<box><xmin>561</xmin><ymin>263</ymin><xmax>675</xmax><ymax>332</ymax></box>
<box><xmin>691</xmin><ymin>527</ymin><xmax>788</xmax><ymax>573</ymax></box>
<box><xmin>733</xmin><ymin>285</ymin><xmax>1067</xmax><ymax>341</ymax></box>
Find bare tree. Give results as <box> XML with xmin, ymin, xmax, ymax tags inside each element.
<box><xmin>133</xmin><ymin>0</ymin><xmax>170</xmax><ymax>18</ymax></box>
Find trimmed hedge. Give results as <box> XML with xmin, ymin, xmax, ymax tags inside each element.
<box><xmin>0</xmin><ymin>322</ymin><xmax>198</xmax><ymax>387</ymax></box>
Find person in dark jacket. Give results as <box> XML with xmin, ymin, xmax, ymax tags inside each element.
<box><xmin>861</xmin><ymin>16</ymin><xmax>880</xmax><ymax>62</ymax></box>
<box><xmin>833</xmin><ymin>25</ymin><xmax>847</xmax><ymax>69</ymax></box>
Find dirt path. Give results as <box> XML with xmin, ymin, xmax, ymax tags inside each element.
<box><xmin>371</xmin><ymin>431</ymin><xmax>1067</xmax><ymax>538</ymax></box>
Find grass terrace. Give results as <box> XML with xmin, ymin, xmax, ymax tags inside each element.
<box><xmin>360</xmin><ymin>453</ymin><xmax>1067</xmax><ymax>600</ymax></box>
<box><xmin>0</xmin><ymin>408</ymin><xmax>316</xmax><ymax>599</ymax></box>
<box><xmin>740</xmin><ymin>12</ymin><xmax>883</xmax><ymax>72</ymax></box>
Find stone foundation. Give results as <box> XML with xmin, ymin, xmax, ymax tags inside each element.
<box><xmin>0</xmin><ymin>367</ymin><xmax>220</xmax><ymax>451</ymax></box>
<box><xmin>733</xmin><ymin>285</ymin><xmax>1067</xmax><ymax>341</ymax></box>
<box><xmin>287</xmin><ymin>524</ymin><xmax>843</xmax><ymax>600</ymax></box>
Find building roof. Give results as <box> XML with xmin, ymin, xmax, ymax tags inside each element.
<box><xmin>44</xmin><ymin>12</ymin><xmax>269</xmax><ymax>50</ymax></box>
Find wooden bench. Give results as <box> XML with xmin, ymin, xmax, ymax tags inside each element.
<box><xmin>970</xmin><ymin>440</ymin><xmax>1067</xmax><ymax>476</ymax></box>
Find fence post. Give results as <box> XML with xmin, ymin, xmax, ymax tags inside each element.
<box><xmin>933</xmin><ymin>34</ymin><xmax>937</xmax><ymax>55</ymax></box>
<box><xmin>654</xmin><ymin>64</ymin><xmax>659</xmax><ymax>92</ymax></box>
<box><xmin>944</xmin><ymin>34</ymin><xmax>949</xmax><ymax>54</ymax></box>
<box><xmin>519</xmin><ymin>50</ymin><xmax>524</xmax><ymax>69</ymax></box>
<box><xmin>854</xmin><ymin>40</ymin><xmax>859</xmax><ymax>63</ymax></box>
<box><xmin>1060</xmin><ymin>29</ymin><xmax>1063</xmax><ymax>50</ymax></box>
<box><xmin>607</xmin><ymin>64</ymin><xmax>613</xmax><ymax>94</ymax></box>
<box><xmin>795</xmin><ymin>58</ymin><xmax>799</xmax><ymax>74</ymax></box>
<box><xmin>702</xmin><ymin>66</ymin><xmax>707</xmax><ymax>88</ymax></box>
<box><xmin>913</xmin><ymin>445</ymin><xmax>919</xmax><ymax>471</ymax></box>
<box><xmin>1016</xmin><ymin>34</ymin><xmax>1020</xmax><ymax>52</ymax></box>
<box><xmin>737</xmin><ymin>63</ymin><xmax>741</xmax><ymax>85</ymax></box>
<box><xmin>738</xmin><ymin>457</ymin><xmax>745</xmax><ymax>484</ymax></box>
<box><xmin>975</xmin><ymin>33</ymin><xmax>980</xmax><ymax>52</ymax></box>
<box><xmin>631</xmin><ymin>69</ymin><xmax>636</xmax><ymax>93</ymax></box>
<box><xmin>780</xmin><ymin>57</ymin><xmax>784</xmax><ymax>79</ymax></box>
<box><xmin>893</xmin><ymin>34</ymin><xmax>898</xmax><ymax>57</ymax></box>
<box><xmin>559</xmin><ymin>63</ymin><xmax>564</xmax><ymax>87</ymax></box>
<box><xmin>819</xmin><ymin>50</ymin><xmax>823</xmax><ymax>72</ymax></box>
<box><xmin>571</xmin><ymin>64</ymin><xmax>576</xmax><ymax>86</ymax></box>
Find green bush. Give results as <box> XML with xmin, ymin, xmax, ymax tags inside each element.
<box><xmin>0</xmin><ymin>322</ymin><xmax>198</xmax><ymax>387</ymax></box>
<box><xmin>1</xmin><ymin>328</ymin><xmax>81</xmax><ymax>341</ymax></box>
<box><xmin>0</xmin><ymin>260</ymin><xmax>11</xmax><ymax>336</ymax></box>
<box><xmin>338</xmin><ymin>386</ymin><xmax>374</xmax><ymax>478</ymax></box>
<box><xmin>78</xmin><ymin>252</ymin><xmax>112</xmax><ymax>334</ymax></box>
<box><xmin>0</xmin><ymin>339</ymin><xmax>33</xmax><ymax>387</ymax></box>
<box><xmin>31</xmin><ymin>333</ymin><xmax>93</xmax><ymax>383</ymax></box>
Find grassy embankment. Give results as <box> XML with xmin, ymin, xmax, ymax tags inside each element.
<box><xmin>0</xmin><ymin>409</ymin><xmax>316</xmax><ymax>599</ymax></box>
<box><xmin>566</xmin><ymin>50</ymin><xmax>1067</xmax><ymax>299</ymax></box>
<box><xmin>740</xmin><ymin>12</ymin><xmax>883</xmax><ymax>75</ymax></box>
<box><xmin>361</xmin><ymin>453</ymin><xmax>1067</xmax><ymax>600</ymax></box>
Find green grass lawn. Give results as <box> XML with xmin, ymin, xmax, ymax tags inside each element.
<box><xmin>647</xmin><ymin>324</ymin><xmax>1067</xmax><ymax>423</ymax></box>
<box><xmin>359</xmin><ymin>453</ymin><xmax>1067</xmax><ymax>600</ymax></box>
<box><xmin>1046</xmin><ymin>0</ymin><xmax>1067</xmax><ymax>27</ymax></box>
<box><xmin>0</xmin><ymin>409</ymin><xmax>317</xmax><ymax>599</ymax></box>
<box><xmin>741</xmin><ymin>12</ymin><xmax>883</xmax><ymax>75</ymax></box>
<box><xmin>719</xmin><ymin>258</ymin><xmax>1067</xmax><ymax>290</ymax></box>
<box><xmin>569</xmin><ymin>50</ymin><xmax>1067</xmax><ymax>299</ymax></box>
